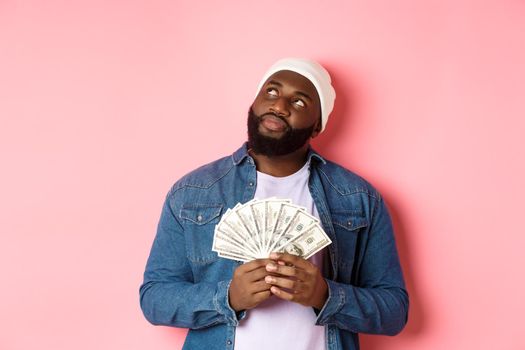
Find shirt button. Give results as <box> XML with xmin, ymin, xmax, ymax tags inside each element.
<box><xmin>347</xmin><ymin>221</ymin><xmax>352</xmax><ymax>227</ymax></box>
<box><xmin>226</xmin><ymin>340</ymin><xmax>232</xmax><ymax>345</ymax></box>
<box><xmin>249</xmin><ymin>182</ymin><xmax>254</xmax><ymax>187</ymax></box>
<box><xmin>197</xmin><ymin>215</ymin><xmax>203</xmax><ymax>222</ymax></box>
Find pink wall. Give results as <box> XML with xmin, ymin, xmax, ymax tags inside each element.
<box><xmin>1</xmin><ymin>0</ymin><xmax>524</xmax><ymax>349</ymax></box>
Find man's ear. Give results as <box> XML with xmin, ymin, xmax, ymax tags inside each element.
<box><xmin>311</xmin><ymin>116</ymin><xmax>322</xmax><ymax>139</ymax></box>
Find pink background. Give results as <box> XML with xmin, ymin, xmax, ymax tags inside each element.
<box><xmin>1</xmin><ymin>0</ymin><xmax>524</xmax><ymax>349</ymax></box>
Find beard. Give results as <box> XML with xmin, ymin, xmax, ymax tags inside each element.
<box><xmin>247</xmin><ymin>107</ymin><xmax>315</xmax><ymax>157</ymax></box>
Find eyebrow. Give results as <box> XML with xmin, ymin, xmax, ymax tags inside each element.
<box><xmin>267</xmin><ymin>80</ymin><xmax>313</xmax><ymax>101</ymax></box>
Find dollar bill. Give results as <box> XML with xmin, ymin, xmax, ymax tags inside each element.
<box><xmin>218</xmin><ymin>250</ymin><xmax>251</xmax><ymax>262</ymax></box>
<box><xmin>268</xmin><ymin>211</ymin><xmax>316</xmax><ymax>252</ymax></box>
<box><xmin>274</xmin><ymin>224</ymin><xmax>332</xmax><ymax>259</ymax></box>
<box><xmin>216</xmin><ymin>207</ymin><xmax>260</xmax><ymax>255</ymax></box>
<box><xmin>212</xmin><ymin>228</ymin><xmax>258</xmax><ymax>260</ymax></box>
<box><xmin>263</xmin><ymin>199</ymin><xmax>290</xmax><ymax>252</ymax></box>
<box><xmin>216</xmin><ymin>222</ymin><xmax>260</xmax><ymax>256</ymax></box>
<box><xmin>212</xmin><ymin>198</ymin><xmax>331</xmax><ymax>262</ymax></box>
<box><xmin>233</xmin><ymin>204</ymin><xmax>262</xmax><ymax>253</ymax></box>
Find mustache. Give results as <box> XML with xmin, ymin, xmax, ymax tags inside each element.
<box><xmin>259</xmin><ymin>112</ymin><xmax>291</xmax><ymax>130</ymax></box>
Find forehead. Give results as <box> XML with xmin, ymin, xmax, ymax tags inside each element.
<box><xmin>263</xmin><ymin>70</ymin><xmax>319</xmax><ymax>101</ymax></box>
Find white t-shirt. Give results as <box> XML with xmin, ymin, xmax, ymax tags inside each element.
<box><xmin>234</xmin><ymin>160</ymin><xmax>325</xmax><ymax>350</ymax></box>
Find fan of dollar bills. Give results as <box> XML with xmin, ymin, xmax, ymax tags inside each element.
<box><xmin>212</xmin><ymin>198</ymin><xmax>332</xmax><ymax>262</ymax></box>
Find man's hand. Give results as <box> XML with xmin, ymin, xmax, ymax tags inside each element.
<box><xmin>229</xmin><ymin>259</ymin><xmax>273</xmax><ymax>312</ymax></box>
<box><xmin>264</xmin><ymin>252</ymin><xmax>328</xmax><ymax>309</ymax></box>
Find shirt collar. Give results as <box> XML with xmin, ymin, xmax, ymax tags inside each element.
<box><xmin>231</xmin><ymin>142</ymin><xmax>326</xmax><ymax>166</ymax></box>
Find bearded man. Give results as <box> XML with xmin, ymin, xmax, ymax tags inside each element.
<box><xmin>139</xmin><ymin>58</ymin><xmax>409</xmax><ymax>350</ymax></box>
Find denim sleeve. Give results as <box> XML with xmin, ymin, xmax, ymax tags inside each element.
<box><xmin>139</xmin><ymin>192</ymin><xmax>244</xmax><ymax>329</ymax></box>
<box><xmin>315</xmin><ymin>197</ymin><xmax>409</xmax><ymax>335</ymax></box>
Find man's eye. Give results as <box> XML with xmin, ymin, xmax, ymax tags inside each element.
<box><xmin>294</xmin><ymin>99</ymin><xmax>306</xmax><ymax>107</ymax></box>
<box><xmin>267</xmin><ymin>88</ymin><xmax>278</xmax><ymax>96</ymax></box>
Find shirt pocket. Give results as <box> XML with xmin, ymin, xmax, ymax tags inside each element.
<box><xmin>180</xmin><ymin>204</ymin><xmax>223</xmax><ymax>264</ymax></box>
<box><xmin>331</xmin><ymin>210</ymin><xmax>369</xmax><ymax>278</ymax></box>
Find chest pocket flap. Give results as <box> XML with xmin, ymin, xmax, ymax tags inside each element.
<box><xmin>331</xmin><ymin>210</ymin><xmax>368</xmax><ymax>231</ymax></box>
<box><xmin>180</xmin><ymin>204</ymin><xmax>223</xmax><ymax>225</ymax></box>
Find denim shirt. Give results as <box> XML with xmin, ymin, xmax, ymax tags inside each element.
<box><xmin>139</xmin><ymin>143</ymin><xmax>409</xmax><ymax>350</ymax></box>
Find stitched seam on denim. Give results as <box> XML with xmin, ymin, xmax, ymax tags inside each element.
<box><xmin>330</xmin><ymin>290</ymin><xmax>348</xmax><ymax>330</ymax></box>
<box><xmin>317</xmin><ymin>167</ymin><xmax>377</xmax><ymax>198</ymax></box>
<box><xmin>213</xmin><ymin>280</ymin><xmax>236</xmax><ymax>325</ymax></box>
<box><xmin>179</xmin><ymin>217</ymin><xmax>220</xmax><ymax>226</ymax></box>
<box><xmin>307</xmin><ymin>149</ymin><xmax>327</xmax><ymax>164</ymax></box>
<box><xmin>180</xmin><ymin>217</ymin><xmax>220</xmax><ymax>225</ymax></box>
<box><xmin>332</xmin><ymin>210</ymin><xmax>367</xmax><ymax>230</ymax></box>
<box><xmin>333</xmin><ymin>221</ymin><xmax>367</xmax><ymax>231</ymax></box>
<box><xmin>164</xmin><ymin>191</ymin><xmax>185</xmax><ymax>231</ymax></box>
<box><xmin>163</xmin><ymin>193</ymin><xmax>186</xmax><ymax>263</ymax></box>
<box><xmin>187</xmin><ymin>254</ymin><xmax>219</xmax><ymax>264</ymax></box>
<box><xmin>225</xmin><ymin>279</ymin><xmax>239</xmax><ymax>325</ymax></box>
<box><xmin>212</xmin><ymin>283</ymin><xmax>221</xmax><ymax>315</ymax></box>
<box><xmin>170</xmin><ymin>163</ymin><xmax>236</xmax><ymax>192</ymax></box>
<box><xmin>337</xmin><ymin>287</ymin><xmax>346</xmax><ymax>313</ymax></box>
<box><xmin>191</xmin><ymin>319</ymin><xmax>222</xmax><ymax>330</ymax></box>
<box><xmin>179</xmin><ymin>218</ymin><xmax>220</xmax><ymax>225</ymax></box>
<box><xmin>322</xmin><ymin>287</ymin><xmax>346</xmax><ymax>328</ymax></box>
<box><xmin>179</xmin><ymin>205</ymin><xmax>223</xmax><ymax>225</ymax></box>
<box><xmin>231</xmin><ymin>152</ymin><xmax>248</xmax><ymax>165</ymax></box>
<box><xmin>182</xmin><ymin>203</ymin><xmax>223</xmax><ymax>209</ymax></box>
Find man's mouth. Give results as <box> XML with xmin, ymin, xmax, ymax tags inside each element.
<box><xmin>260</xmin><ymin>114</ymin><xmax>288</xmax><ymax>132</ymax></box>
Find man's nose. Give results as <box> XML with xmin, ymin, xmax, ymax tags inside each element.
<box><xmin>269</xmin><ymin>97</ymin><xmax>290</xmax><ymax>117</ymax></box>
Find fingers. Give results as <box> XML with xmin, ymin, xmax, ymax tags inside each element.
<box><xmin>243</xmin><ymin>265</ymin><xmax>272</xmax><ymax>282</ymax></box>
<box><xmin>252</xmin><ymin>290</ymin><xmax>272</xmax><ymax>303</ymax></box>
<box><xmin>233</xmin><ymin>259</ymin><xmax>272</xmax><ymax>282</ymax></box>
<box><xmin>269</xmin><ymin>285</ymin><xmax>296</xmax><ymax>302</ymax></box>
<box><xmin>269</xmin><ymin>252</ymin><xmax>314</xmax><ymax>271</ymax></box>
<box><xmin>264</xmin><ymin>252</ymin><xmax>327</xmax><ymax>308</ymax></box>
<box><xmin>250</xmin><ymin>280</ymin><xmax>272</xmax><ymax>294</ymax></box>
<box><xmin>267</xmin><ymin>276</ymin><xmax>326</xmax><ymax>308</ymax></box>
<box><xmin>264</xmin><ymin>275</ymin><xmax>305</xmax><ymax>292</ymax></box>
<box><xmin>237</xmin><ymin>258</ymin><xmax>273</xmax><ymax>273</ymax></box>
<box><xmin>229</xmin><ymin>261</ymin><xmax>273</xmax><ymax>311</ymax></box>
<box><xmin>230</xmin><ymin>254</ymin><xmax>323</xmax><ymax>310</ymax></box>
<box><xmin>265</xmin><ymin>261</ymin><xmax>308</xmax><ymax>281</ymax></box>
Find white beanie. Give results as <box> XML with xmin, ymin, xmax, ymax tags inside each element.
<box><xmin>255</xmin><ymin>58</ymin><xmax>336</xmax><ymax>132</ymax></box>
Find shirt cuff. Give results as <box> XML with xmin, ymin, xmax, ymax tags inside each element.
<box><xmin>214</xmin><ymin>279</ymin><xmax>246</xmax><ymax>326</ymax></box>
<box><xmin>315</xmin><ymin>279</ymin><xmax>345</xmax><ymax>325</ymax></box>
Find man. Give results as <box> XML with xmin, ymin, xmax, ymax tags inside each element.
<box><xmin>139</xmin><ymin>58</ymin><xmax>409</xmax><ymax>350</ymax></box>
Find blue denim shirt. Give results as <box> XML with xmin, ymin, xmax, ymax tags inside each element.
<box><xmin>139</xmin><ymin>143</ymin><xmax>408</xmax><ymax>350</ymax></box>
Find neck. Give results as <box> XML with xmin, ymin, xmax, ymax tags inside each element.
<box><xmin>249</xmin><ymin>144</ymin><xmax>310</xmax><ymax>177</ymax></box>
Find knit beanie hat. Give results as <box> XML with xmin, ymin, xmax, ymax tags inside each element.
<box><xmin>255</xmin><ymin>58</ymin><xmax>336</xmax><ymax>132</ymax></box>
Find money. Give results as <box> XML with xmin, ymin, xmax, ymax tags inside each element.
<box><xmin>212</xmin><ymin>198</ymin><xmax>332</xmax><ymax>261</ymax></box>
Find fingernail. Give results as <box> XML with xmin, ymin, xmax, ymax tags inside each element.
<box><xmin>266</xmin><ymin>263</ymin><xmax>277</xmax><ymax>271</ymax></box>
<box><xmin>265</xmin><ymin>276</ymin><xmax>274</xmax><ymax>283</ymax></box>
<box><xmin>270</xmin><ymin>252</ymin><xmax>280</xmax><ymax>259</ymax></box>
